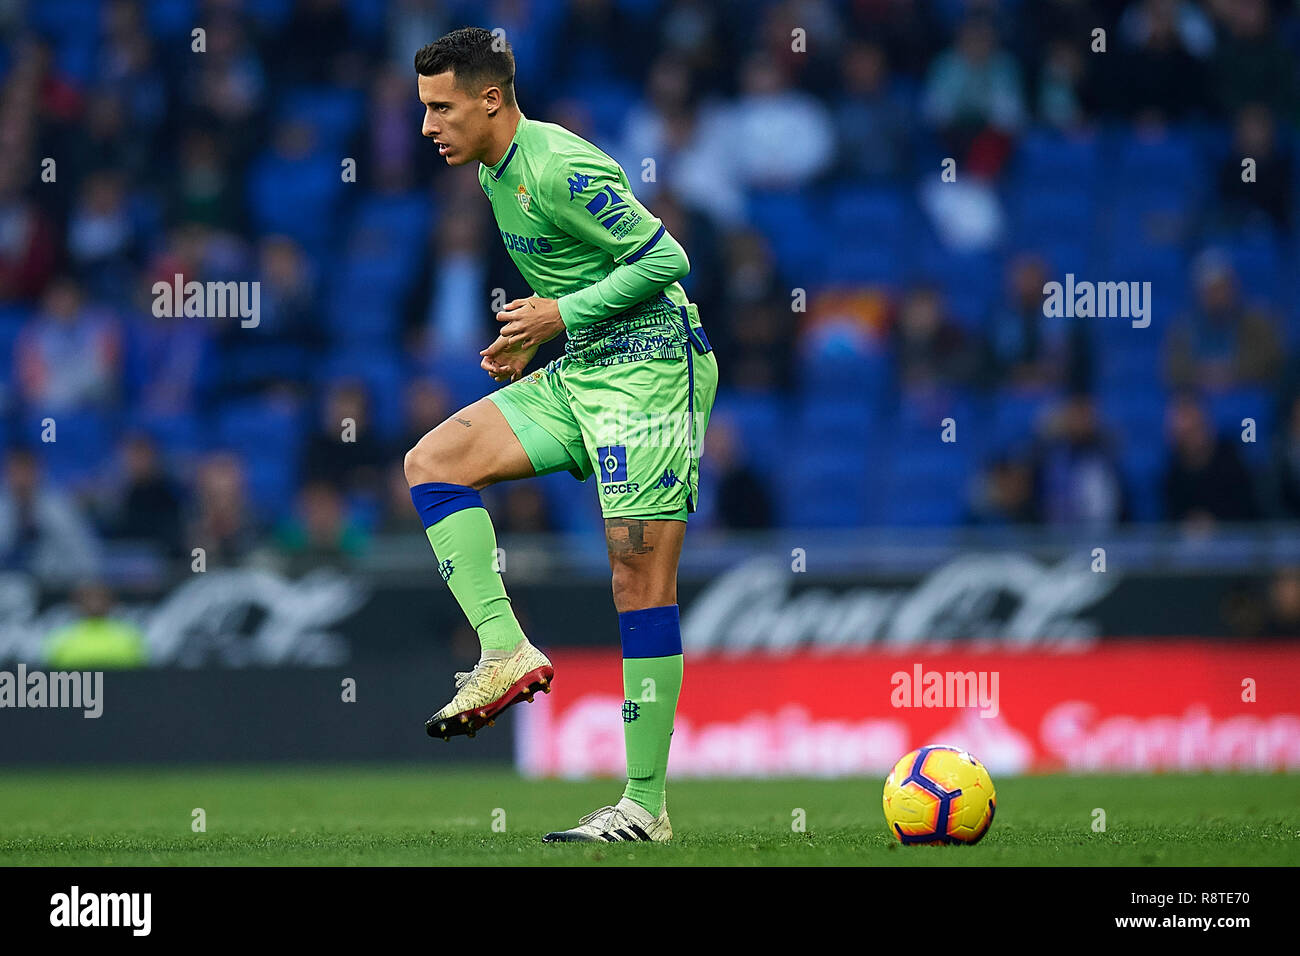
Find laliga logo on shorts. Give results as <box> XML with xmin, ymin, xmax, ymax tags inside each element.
<box><xmin>598</xmin><ymin>445</ymin><xmax>628</xmax><ymax>482</ymax></box>
<box><xmin>598</xmin><ymin>445</ymin><xmax>638</xmax><ymax>495</ymax></box>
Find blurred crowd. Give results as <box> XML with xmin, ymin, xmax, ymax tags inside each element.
<box><xmin>2</xmin><ymin>0</ymin><xmax>1300</xmax><ymax>584</ymax></box>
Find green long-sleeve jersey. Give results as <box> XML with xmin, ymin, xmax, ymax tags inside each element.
<box><xmin>477</xmin><ymin>113</ymin><xmax>700</xmax><ymax>366</ymax></box>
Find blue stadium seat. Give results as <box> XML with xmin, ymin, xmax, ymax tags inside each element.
<box><xmin>537</xmin><ymin>471</ymin><xmax>601</xmax><ymax>536</ymax></box>
<box><xmin>277</xmin><ymin>87</ymin><xmax>366</xmax><ymax>152</ymax></box>
<box><xmin>215</xmin><ymin>399</ymin><xmax>305</xmax><ymax>519</ymax></box>
<box><xmin>1215</xmin><ymin>228</ymin><xmax>1285</xmax><ymax>307</ymax></box>
<box><xmin>746</xmin><ymin>189</ymin><xmax>825</xmax><ymax>283</ymax></box>
<box><xmin>1010</xmin><ymin>186</ymin><xmax>1094</xmax><ymax>246</ymax></box>
<box><xmin>913</xmin><ymin>248</ymin><xmax>1001</xmax><ymax>328</ymax></box>
<box><xmin>351</xmin><ymin>192</ymin><xmax>434</xmax><ymax>267</ymax></box>
<box><xmin>28</xmin><ymin>409</ymin><xmax>118</xmax><ymax>488</ymax></box>
<box><xmin>317</xmin><ymin>347</ymin><xmax>408</xmax><ymax>440</ymax></box>
<box><xmin>1118</xmin><ymin>438</ymin><xmax>1168</xmax><ymax>522</ymax></box>
<box><xmin>247</xmin><ymin>151</ymin><xmax>345</xmax><ymax>250</ymax></box>
<box><xmin>709</xmin><ymin>389</ymin><xmax>790</xmax><ymax>476</ymax></box>
<box><xmin>990</xmin><ymin>390</ymin><xmax>1061</xmax><ymax>450</ymax></box>
<box><xmin>244</xmin><ymin>0</ymin><xmax>293</xmax><ymax>29</ymax></box>
<box><xmin>877</xmin><ymin>442</ymin><xmax>973</xmax><ymax>527</ymax></box>
<box><xmin>779</xmin><ymin>443</ymin><xmax>872</xmax><ymax>527</ymax></box>
<box><xmin>125</xmin><ymin>408</ymin><xmax>202</xmax><ymax>458</ymax></box>
<box><xmin>1013</xmin><ymin>130</ymin><xmax>1102</xmax><ymax>187</ymax></box>
<box><xmin>1114</xmin><ymin>130</ymin><xmax>1205</xmax><ymax>193</ymax></box>
<box><xmin>144</xmin><ymin>0</ymin><xmax>195</xmax><ymax>37</ymax></box>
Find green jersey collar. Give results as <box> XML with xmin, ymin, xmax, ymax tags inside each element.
<box><xmin>485</xmin><ymin>114</ymin><xmax>527</xmax><ymax>181</ymax></box>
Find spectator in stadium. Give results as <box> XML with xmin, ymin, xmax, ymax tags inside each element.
<box><xmin>1115</xmin><ymin>0</ymin><xmax>1208</xmax><ymax>122</ymax></box>
<box><xmin>1164</xmin><ymin>250</ymin><xmax>1282</xmax><ymax>391</ymax></box>
<box><xmin>1261</xmin><ymin>567</ymin><xmax>1300</xmax><ymax>637</ymax></box>
<box><xmin>43</xmin><ymin>581</ymin><xmax>148</xmax><ymax>669</ymax></box>
<box><xmin>95</xmin><ymin>0</ymin><xmax>167</xmax><ymax>173</ymax></box>
<box><xmin>1032</xmin><ymin>395</ymin><xmax>1126</xmax><ymax>528</ymax></box>
<box><xmin>393</xmin><ymin>378</ymin><xmax>450</xmax><ymax>460</ymax></box>
<box><xmin>698</xmin><ymin>416</ymin><xmax>773</xmax><ymax>530</ymax></box>
<box><xmin>72</xmin><ymin>92</ymin><xmax>148</xmax><ymax>189</ymax></box>
<box><xmin>618</xmin><ymin>56</ymin><xmax>745</xmax><ymax>226</ymax></box>
<box><xmin>922</xmin><ymin>14</ymin><xmax>1026</xmax><ymax>177</ymax></box>
<box><xmin>1015</xmin><ymin>0</ymin><xmax>1110</xmax><ymax>127</ymax></box>
<box><xmin>1265</xmin><ymin>393</ymin><xmax>1300</xmax><ymax>519</ymax></box>
<box><xmin>968</xmin><ymin>450</ymin><xmax>1040</xmax><ymax>525</ymax></box>
<box><xmin>987</xmin><ymin>252</ymin><xmax>1091</xmax><ymax>392</ymax></box>
<box><xmin>301</xmin><ymin>380</ymin><xmax>387</xmax><ymax>500</ymax></box>
<box><xmin>169</xmin><ymin>128</ymin><xmax>244</xmax><ymax>233</ymax></box>
<box><xmin>1034</xmin><ymin>38</ymin><xmax>1089</xmax><ymax>130</ymax></box>
<box><xmin>715</xmin><ymin>229</ymin><xmax>794</xmax><ymax>392</ymax></box>
<box><xmin>487</xmin><ymin>484</ymin><xmax>554</xmax><ymax>535</ymax></box>
<box><xmin>268</xmin><ymin>478</ymin><xmax>369</xmax><ymax>574</ymax></box>
<box><xmin>726</xmin><ymin>54</ymin><xmax>836</xmax><ymax>189</ymax></box>
<box><xmin>1209</xmin><ymin>0</ymin><xmax>1298</xmax><ymax>118</ymax></box>
<box><xmin>125</xmin><ymin>284</ymin><xmax>211</xmax><ymax>420</ymax></box>
<box><xmin>185</xmin><ymin>9</ymin><xmax>267</xmax><ymax>169</ymax></box>
<box><xmin>1116</xmin><ymin>0</ymin><xmax>1216</xmax><ymax>59</ymax></box>
<box><xmin>833</xmin><ymin>40</ymin><xmax>912</xmax><ymax>182</ymax></box>
<box><xmin>186</xmin><ymin>452</ymin><xmax>260</xmax><ymax>566</ymax></box>
<box><xmin>1214</xmin><ymin>103</ymin><xmax>1293</xmax><ymax>233</ymax></box>
<box><xmin>0</xmin><ymin>446</ymin><xmax>102</xmax><ymax>583</ymax></box>
<box><xmin>365</xmin><ymin>66</ymin><xmax>422</xmax><ymax>194</ymax></box>
<box><xmin>14</xmin><ymin>276</ymin><xmax>121</xmax><ymax>413</ymax></box>
<box><xmin>892</xmin><ymin>285</ymin><xmax>983</xmax><ymax>393</ymax></box>
<box><xmin>376</xmin><ymin>461</ymin><xmax>419</xmax><ymax>535</ymax></box>
<box><xmin>101</xmin><ymin>432</ymin><xmax>185</xmax><ymax>559</ymax></box>
<box><xmin>0</xmin><ymin>161</ymin><xmax>58</xmax><ymax>303</ymax></box>
<box><xmin>1163</xmin><ymin>391</ymin><xmax>1260</xmax><ymax>527</ymax></box>
<box><xmin>246</xmin><ymin>233</ymin><xmax>321</xmax><ymax>376</ymax></box>
<box><xmin>419</xmin><ymin>197</ymin><xmax>491</xmax><ymax>358</ymax></box>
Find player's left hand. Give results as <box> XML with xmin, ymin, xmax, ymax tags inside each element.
<box><xmin>491</xmin><ymin>296</ymin><xmax>564</xmax><ymax>352</ymax></box>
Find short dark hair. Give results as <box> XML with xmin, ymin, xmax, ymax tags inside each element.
<box><xmin>414</xmin><ymin>27</ymin><xmax>516</xmax><ymax>106</ymax></box>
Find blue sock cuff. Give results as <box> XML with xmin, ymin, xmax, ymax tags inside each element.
<box><xmin>410</xmin><ymin>481</ymin><xmax>484</xmax><ymax>529</ymax></box>
<box><xmin>618</xmin><ymin>605</ymin><xmax>682</xmax><ymax>659</ymax></box>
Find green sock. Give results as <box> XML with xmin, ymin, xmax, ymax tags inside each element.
<box><xmin>618</xmin><ymin>606</ymin><xmax>684</xmax><ymax>817</ymax></box>
<box><xmin>423</xmin><ymin>507</ymin><xmax>525</xmax><ymax>654</ymax></box>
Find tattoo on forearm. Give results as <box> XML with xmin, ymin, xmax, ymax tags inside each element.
<box><xmin>605</xmin><ymin>519</ymin><xmax>654</xmax><ymax>556</ymax></box>
<box><xmin>454</xmin><ymin>417</ymin><xmax>472</xmax><ymax>427</ymax></box>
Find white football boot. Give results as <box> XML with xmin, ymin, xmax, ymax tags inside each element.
<box><xmin>425</xmin><ymin>640</ymin><xmax>553</xmax><ymax>740</ymax></box>
<box><xmin>542</xmin><ymin>797</ymin><xmax>672</xmax><ymax>843</ymax></box>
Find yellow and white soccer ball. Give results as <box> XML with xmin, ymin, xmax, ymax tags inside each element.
<box><xmin>882</xmin><ymin>745</ymin><xmax>997</xmax><ymax>845</ymax></box>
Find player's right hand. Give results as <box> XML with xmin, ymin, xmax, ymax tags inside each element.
<box><xmin>480</xmin><ymin>336</ymin><xmax>537</xmax><ymax>382</ymax></box>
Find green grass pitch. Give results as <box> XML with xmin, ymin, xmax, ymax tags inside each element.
<box><xmin>0</xmin><ymin>767</ymin><xmax>1296</xmax><ymax>866</ymax></box>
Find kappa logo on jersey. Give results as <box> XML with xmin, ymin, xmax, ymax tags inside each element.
<box><xmin>656</xmin><ymin>468</ymin><xmax>681</xmax><ymax>489</ymax></box>
<box><xmin>597</xmin><ymin>445</ymin><xmax>628</xmax><ymax>482</ymax></box>
<box><xmin>567</xmin><ymin>171</ymin><xmax>591</xmax><ymax>199</ymax></box>
<box><xmin>499</xmin><ymin>230</ymin><xmax>553</xmax><ymax>255</ymax></box>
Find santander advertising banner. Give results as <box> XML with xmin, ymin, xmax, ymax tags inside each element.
<box><xmin>515</xmin><ymin>643</ymin><xmax>1300</xmax><ymax>777</ymax></box>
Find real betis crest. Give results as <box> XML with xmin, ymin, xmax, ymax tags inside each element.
<box><xmin>516</xmin><ymin>183</ymin><xmax>532</xmax><ymax>212</ymax></box>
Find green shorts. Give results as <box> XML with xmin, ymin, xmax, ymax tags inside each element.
<box><xmin>488</xmin><ymin>343</ymin><xmax>718</xmax><ymax>521</ymax></box>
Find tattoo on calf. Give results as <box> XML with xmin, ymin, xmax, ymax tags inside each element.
<box><xmin>605</xmin><ymin>519</ymin><xmax>655</xmax><ymax>556</ymax></box>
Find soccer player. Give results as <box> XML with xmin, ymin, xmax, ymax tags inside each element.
<box><xmin>405</xmin><ymin>27</ymin><xmax>717</xmax><ymax>843</ymax></box>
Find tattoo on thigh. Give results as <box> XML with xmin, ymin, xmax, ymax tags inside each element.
<box><xmin>605</xmin><ymin>519</ymin><xmax>654</xmax><ymax>556</ymax></box>
<box><xmin>454</xmin><ymin>417</ymin><xmax>472</xmax><ymax>427</ymax></box>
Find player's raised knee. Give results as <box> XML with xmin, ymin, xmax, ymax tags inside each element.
<box><xmin>404</xmin><ymin>433</ymin><xmax>456</xmax><ymax>486</ymax></box>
